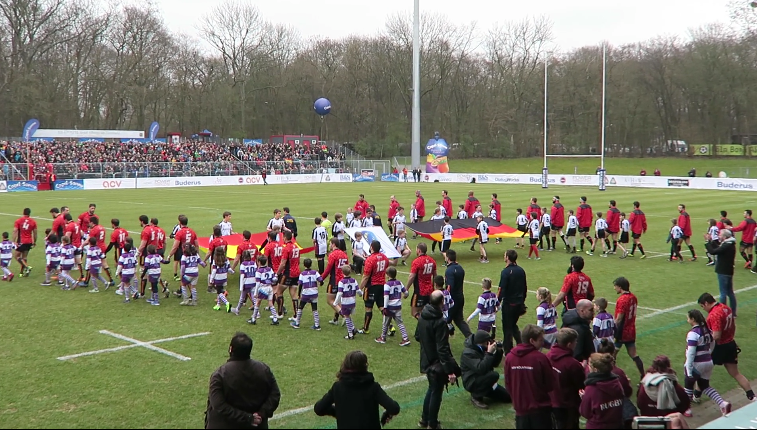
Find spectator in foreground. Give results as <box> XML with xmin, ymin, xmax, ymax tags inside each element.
<box><xmin>314</xmin><ymin>350</ymin><xmax>400</xmax><ymax>429</ymax></box>
<box><xmin>205</xmin><ymin>332</ymin><xmax>280</xmax><ymax>429</ymax></box>
<box><xmin>504</xmin><ymin>324</ymin><xmax>553</xmax><ymax>429</ymax></box>
<box><xmin>548</xmin><ymin>328</ymin><xmax>585</xmax><ymax>429</ymax></box>
<box><xmin>460</xmin><ymin>330</ymin><xmax>511</xmax><ymax>409</ymax></box>
<box><xmin>561</xmin><ymin>299</ymin><xmax>595</xmax><ymax>362</ymax></box>
<box><xmin>637</xmin><ymin>355</ymin><xmax>690</xmax><ymax>429</ymax></box>
<box><xmin>580</xmin><ymin>353</ymin><xmax>625</xmax><ymax>429</ymax></box>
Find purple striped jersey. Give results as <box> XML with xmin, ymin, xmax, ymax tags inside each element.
<box><xmin>592</xmin><ymin>311</ymin><xmax>616</xmax><ymax>341</ymax></box>
<box><xmin>0</xmin><ymin>240</ymin><xmax>15</xmax><ymax>260</ymax></box>
<box><xmin>240</xmin><ymin>261</ymin><xmax>258</xmax><ymax>288</ymax></box>
<box><xmin>338</xmin><ymin>277</ymin><xmax>359</xmax><ymax>306</ymax></box>
<box><xmin>86</xmin><ymin>246</ymin><xmax>104</xmax><ymax>268</ymax></box>
<box><xmin>687</xmin><ymin>325</ymin><xmax>714</xmax><ymax>363</ymax></box>
<box><xmin>212</xmin><ymin>262</ymin><xmax>231</xmax><ymax>285</ymax></box>
<box><xmin>255</xmin><ymin>266</ymin><xmax>276</xmax><ymax>287</ymax></box>
<box><xmin>181</xmin><ymin>254</ymin><xmax>202</xmax><ymax>276</ymax></box>
<box><xmin>298</xmin><ymin>269</ymin><xmax>322</xmax><ymax>300</ymax></box>
<box><xmin>383</xmin><ymin>279</ymin><xmax>407</xmax><ymax>311</ymax></box>
<box><xmin>144</xmin><ymin>254</ymin><xmax>163</xmax><ymax>277</ymax></box>
<box><xmin>536</xmin><ymin>302</ymin><xmax>557</xmax><ymax>334</ymax></box>
<box><xmin>45</xmin><ymin>243</ymin><xmax>62</xmax><ymax>264</ymax></box>
<box><xmin>60</xmin><ymin>244</ymin><xmax>76</xmax><ymax>268</ymax></box>
<box><xmin>476</xmin><ymin>291</ymin><xmax>499</xmax><ymax>323</ymax></box>
<box><xmin>442</xmin><ymin>289</ymin><xmax>454</xmax><ymax>320</ymax></box>
<box><xmin>118</xmin><ymin>250</ymin><xmax>137</xmax><ymax>276</ymax></box>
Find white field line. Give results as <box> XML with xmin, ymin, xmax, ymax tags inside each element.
<box><xmin>638</xmin><ymin>283</ymin><xmax>757</xmax><ymax>320</ymax></box>
<box><xmin>57</xmin><ymin>331</ymin><xmax>211</xmax><ymax>361</ymax></box>
<box><xmin>270</xmin><ymin>376</ymin><xmax>426</xmax><ymax>421</ymax></box>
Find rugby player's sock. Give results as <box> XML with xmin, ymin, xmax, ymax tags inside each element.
<box><xmin>291</xmin><ymin>299</ymin><xmax>299</xmax><ymax>316</ymax></box>
<box><xmin>333</xmin><ymin>312</ymin><xmax>340</xmax><ymax>322</ymax></box>
<box><xmin>612</xmin><ymin>241</ymin><xmax>618</xmax><ymax>252</ymax></box>
<box><xmin>551</xmin><ymin>237</ymin><xmax>556</xmax><ymax>249</ymax></box>
<box><xmin>741</xmin><ymin>251</ymin><xmax>749</xmax><ymax>262</ymax></box>
<box><xmin>638</xmin><ymin>244</ymin><xmax>645</xmax><ymax>255</ymax></box>
<box><xmin>580</xmin><ymin>239</ymin><xmax>585</xmax><ymax>250</ymax></box>
<box><xmin>632</xmin><ymin>356</ymin><xmax>644</xmax><ymax>378</ymax></box>
<box><xmin>688</xmin><ymin>245</ymin><xmax>696</xmax><ymax>257</ymax></box>
<box><xmin>363</xmin><ymin>312</ymin><xmax>372</xmax><ymax>331</ymax></box>
<box><xmin>312</xmin><ymin>310</ymin><xmax>320</xmax><ymax>327</ymax></box>
<box><xmin>317</xmin><ymin>259</ymin><xmax>324</xmax><ymax>274</ymax></box>
<box><xmin>104</xmin><ymin>267</ymin><xmax>113</xmax><ymax>281</ymax></box>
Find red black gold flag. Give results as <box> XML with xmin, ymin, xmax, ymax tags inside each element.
<box><xmin>198</xmin><ymin>232</ymin><xmax>315</xmax><ymax>259</ymax></box>
<box><xmin>406</xmin><ymin>219</ymin><xmax>523</xmax><ymax>243</ymax></box>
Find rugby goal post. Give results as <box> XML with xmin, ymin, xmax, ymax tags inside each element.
<box><xmin>542</xmin><ymin>45</ymin><xmax>607</xmax><ymax>191</ymax></box>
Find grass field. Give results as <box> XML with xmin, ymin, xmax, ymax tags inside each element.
<box><xmin>2</xmin><ymin>181</ymin><xmax>757</xmax><ymax>429</ymax></box>
<box><xmin>440</xmin><ymin>157</ymin><xmax>757</xmax><ymax>178</ymax></box>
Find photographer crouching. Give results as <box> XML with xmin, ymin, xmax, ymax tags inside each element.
<box><xmin>461</xmin><ymin>330</ymin><xmax>512</xmax><ymax>409</ymax></box>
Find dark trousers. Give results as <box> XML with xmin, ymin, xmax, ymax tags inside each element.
<box><xmin>422</xmin><ymin>373</ymin><xmax>447</xmax><ymax>427</ymax></box>
<box><xmin>553</xmin><ymin>407</ymin><xmax>580</xmax><ymax>429</ymax></box>
<box><xmin>352</xmin><ymin>256</ymin><xmax>365</xmax><ymax>274</ymax></box>
<box><xmin>501</xmin><ymin>304</ymin><xmax>524</xmax><ymax>353</ymax></box>
<box><xmin>468</xmin><ymin>371</ymin><xmax>506</xmax><ymax>400</ymax></box>
<box><xmin>447</xmin><ymin>297</ymin><xmax>472</xmax><ymax>338</ymax></box>
<box><xmin>516</xmin><ymin>408</ymin><xmax>554</xmax><ymax>429</ymax></box>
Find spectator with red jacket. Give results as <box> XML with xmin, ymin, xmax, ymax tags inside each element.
<box><xmin>580</xmin><ymin>353</ymin><xmax>625</xmax><ymax>429</ymax></box>
<box><xmin>464</xmin><ymin>191</ymin><xmax>479</xmax><ymax>219</ymax></box>
<box><xmin>628</xmin><ymin>201</ymin><xmax>647</xmax><ymax>258</ymax></box>
<box><xmin>504</xmin><ymin>324</ymin><xmax>554</xmax><ymax>429</ymax></box>
<box><xmin>441</xmin><ymin>191</ymin><xmax>453</xmax><ymax>220</ymax></box>
<box><xmin>354</xmin><ymin>194</ymin><xmax>370</xmax><ymax>217</ymax></box>
<box><xmin>548</xmin><ymin>328</ymin><xmax>585</xmax><ymax>429</ymax></box>
<box><xmin>576</xmin><ymin>197</ymin><xmax>593</xmax><ymax>252</ymax></box>
<box><xmin>730</xmin><ymin>209</ymin><xmax>756</xmax><ymax>269</ymax></box>
<box><xmin>414</xmin><ymin>190</ymin><xmax>426</xmax><ymax>221</ymax></box>
<box><xmin>637</xmin><ymin>356</ymin><xmax>690</xmax><ymax>422</ymax></box>
<box><xmin>677</xmin><ymin>204</ymin><xmax>697</xmax><ymax>261</ymax></box>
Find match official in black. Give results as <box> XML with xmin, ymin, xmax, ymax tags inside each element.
<box><xmin>498</xmin><ymin>250</ymin><xmax>528</xmax><ymax>354</ymax></box>
<box><xmin>444</xmin><ymin>249</ymin><xmax>472</xmax><ymax>338</ymax></box>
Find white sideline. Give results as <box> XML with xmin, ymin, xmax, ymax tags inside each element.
<box><xmin>638</xmin><ymin>283</ymin><xmax>757</xmax><ymax>320</ymax></box>
<box><xmin>270</xmin><ymin>376</ymin><xmax>426</xmax><ymax>421</ymax></box>
<box><xmin>57</xmin><ymin>331</ymin><xmax>211</xmax><ymax>361</ymax></box>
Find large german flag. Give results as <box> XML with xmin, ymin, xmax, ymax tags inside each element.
<box><xmin>198</xmin><ymin>232</ymin><xmax>315</xmax><ymax>259</ymax></box>
<box><xmin>406</xmin><ymin>219</ymin><xmax>522</xmax><ymax>242</ymax></box>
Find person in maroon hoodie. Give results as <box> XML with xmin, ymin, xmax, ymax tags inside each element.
<box><xmin>504</xmin><ymin>324</ymin><xmax>554</xmax><ymax>429</ymax></box>
<box><xmin>548</xmin><ymin>328</ymin><xmax>585</xmax><ymax>429</ymax></box>
<box><xmin>595</xmin><ymin>340</ymin><xmax>633</xmax><ymax>397</ymax></box>
<box><xmin>637</xmin><ymin>356</ymin><xmax>690</xmax><ymax>424</ymax></box>
<box><xmin>580</xmin><ymin>353</ymin><xmax>625</xmax><ymax>429</ymax></box>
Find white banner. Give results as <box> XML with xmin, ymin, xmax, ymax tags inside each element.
<box><xmin>344</xmin><ymin>226</ymin><xmax>401</xmax><ymax>259</ymax></box>
<box><xmin>0</xmin><ymin>180</ymin><xmax>6</xmax><ymax>192</ymax></box>
<box><xmin>83</xmin><ymin>178</ymin><xmax>137</xmax><ymax>190</ymax></box>
<box><xmin>33</xmin><ymin>129</ymin><xmax>145</xmax><ymax>139</ymax></box>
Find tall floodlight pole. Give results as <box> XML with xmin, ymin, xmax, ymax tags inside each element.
<box><xmin>542</xmin><ymin>60</ymin><xmax>548</xmax><ymax>189</ymax></box>
<box><xmin>411</xmin><ymin>0</ymin><xmax>421</xmax><ymax>170</ymax></box>
<box><xmin>598</xmin><ymin>44</ymin><xmax>607</xmax><ymax>191</ymax></box>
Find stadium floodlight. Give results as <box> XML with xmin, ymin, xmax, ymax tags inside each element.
<box><xmin>411</xmin><ymin>0</ymin><xmax>421</xmax><ymax>171</ymax></box>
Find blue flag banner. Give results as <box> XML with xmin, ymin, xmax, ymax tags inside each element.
<box><xmin>23</xmin><ymin>119</ymin><xmax>40</xmax><ymax>142</ymax></box>
<box><xmin>53</xmin><ymin>179</ymin><xmax>84</xmax><ymax>191</ymax></box>
<box><xmin>381</xmin><ymin>173</ymin><xmax>400</xmax><ymax>182</ymax></box>
<box><xmin>79</xmin><ymin>138</ymin><xmax>104</xmax><ymax>143</ymax></box>
<box><xmin>148</xmin><ymin>121</ymin><xmax>160</xmax><ymax>141</ymax></box>
<box><xmin>243</xmin><ymin>139</ymin><xmax>263</xmax><ymax>145</ymax></box>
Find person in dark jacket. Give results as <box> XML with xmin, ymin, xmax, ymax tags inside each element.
<box><xmin>704</xmin><ymin>228</ymin><xmax>737</xmax><ymax>316</ymax></box>
<box><xmin>548</xmin><ymin>328</ymin><xmax>585</xmax><ymax>429</ymax></box>
<box><xmin>314</xmin><ymin>350</ymin><xmax>400</xmax><ymax>429</ymax></box>
<box><xmin>498</xmin><ymin>249</ymin><xmax>528</xmax><ymax>354</ymax></box>
<box><xmin>580</xmin><ymin>353</ymin><xmax>625</xmax><ymax>429</ymax></box>
<box><xmin>460</xmin><ymin>330</ymin><xmax>512</xmax><ymax>409</ymax></box>
<box><xmin>561</xmin><ymin>299</ymin><xmax>595</xmax><ymax>362</ymax></box>
<box><xmin>205</xmin><ymin>333</ymin><xmax>281</xmax><ymax>429</ymax></box>
<box><xmin>637</xmin><ymin>356</ymin><xmax>690</xmax><ymax>422</ymax></box>
<box><xmin>415</xmin><ymin>290</ymin><xmax>460</xmax><ymax>430</ymax></box>
<box><xmin>504</xmin><ymin>324</ymin><xmax>554</xmax><ymax>429</ymax></box>
<box><xmin>444</xmin><ymin>250</ymin><xmax>472</xmax><ymax>338</ymax></box>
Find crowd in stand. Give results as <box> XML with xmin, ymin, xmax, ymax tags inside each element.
<box><xmin>0</xmin><ymin>140</ymin><xmax>345</xmax><ymax>179</ymax></box>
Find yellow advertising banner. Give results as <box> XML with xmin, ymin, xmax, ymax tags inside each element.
<box><xmin>693</xmin><ymin>144</ymin><xmax>712</xmax><ymax>156</ymax></box>
<box><xmin>714</xmin><ymin>144</ymin><xmax>744</xmax><ymax>156</ymax></box>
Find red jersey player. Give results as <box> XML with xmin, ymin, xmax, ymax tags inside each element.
<box><xmin>13</xmin><ymin>208</ymin><xmax>37</xmax><ymax>277</ymax></box>
<box><xmin>550</xmin><ymin>196</ymin><xmax>567</xmax><ymax>250</ymax></box>
<box><xmin>576</xmin><ymin>196</ymin><xmax>593</xmax><ymax>251</ymax></box>
<box><xmin>606</xmin><ymin>200</ymin><xmax>621</xmax><ymax>254</ymax></box>
<box><xmin>263</xmin><ymin>231</ymin><xmax>283</xmax><ymax>273</ymax></box>
<box><xmin>64</xmin><ymin>213</ymin><xmax>84</xmax><ymax>280</ymax></box>
<box><xmin>677</xmin><ymin>204</ymin><xmax>697</xmax><ymax>261</ymax></box>
<box><xmin>552</xmin><ymin>256</ymin><xmax>594</xmax><ymax>311</ymax></box>
<box><xmin>628</xmin><ymin>201</ymin><xmax>648</xmax><ymax>258</ymax></box>
<box><xmin>408</xmin><ymin>242</ymin><xmax>436</xmax><ymax>319</ymax></box>
<box><xmin>105</xmin><ymin>219</ymin><xmax>128</xmax><ymax>263</ymax></box>
<box><xmin>359</xmin><ymin>240</ymin><xmax>389</xmax><ymax>334</ymax></box>
<box><xmin>276</xmin><ymin>231</ymin><xmax>302</xmax><ymax>317</ymax></box>
<box><xmin>232</xmin><ymin>230</ymin><xmax>258</xmax><ymax>271</ymax></box>
<box><xmin>730</xmin><ymin>209</ymin><xmax>756</xmax><ymax>269</ymax></box>
<box><xmin>78</xmin><ymin>204</ymin><xmax>97</xmax><ymax>240</ymax></box>
<box><xmin>464</xmin><ymin>191</ymin><xmax>480</xmax><ymax>218</ymax></box>
<box><xmin>322</xmin><ymin>237</ymin><xmax>349</xmax><ymax>324</ymax></box>
<box><xmin>699</xmin><ymin>292</ymin><xmax>754</xmax><ymax>402</ymax></box>
<box><xmin>613</xmin><ymin>277</ymin><xmax>644</xmax><ymax>378</ymax></box>
<box><xmin>51</xmin><ymin>207</ymin><xmax>66</xmax><ymax>238</ymax></box>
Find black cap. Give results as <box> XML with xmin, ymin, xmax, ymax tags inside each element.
<box><xmin>473</xmin><ymin>330</ymin><xmax>491</xmax><ymax>345</ymax></box>
<box><xmin>50</xmin><ymin>208</ymin><xmax>60</xmax><ymax>214</ymax></box>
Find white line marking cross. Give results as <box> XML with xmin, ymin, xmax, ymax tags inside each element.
<box><xmin>57</xmin><ymin>330</ymin><xmax>211</xmax><ymax>362</ymax></box>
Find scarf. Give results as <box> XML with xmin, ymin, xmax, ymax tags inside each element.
<box><xmin>641</xmin><ymin>372</ymin><xmax>680</xmax><ymax>410</ymax></box>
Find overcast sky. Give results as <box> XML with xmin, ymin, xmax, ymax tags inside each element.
<box><xmin>154</xmin><ymin>0</ymin><xmax>733</xmax><ymax>51</ymax></box>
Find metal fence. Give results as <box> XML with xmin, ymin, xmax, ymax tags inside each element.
<box><xmin>0</xmin><ymin>160</ymin><xmax>355</xmax><ymax>181</ymax></box>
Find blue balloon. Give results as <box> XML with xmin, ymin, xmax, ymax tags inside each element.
<box><xmin>314</xmin><ymin>98</ymin><xmax>331</xmax><ymax>116</ymax></box>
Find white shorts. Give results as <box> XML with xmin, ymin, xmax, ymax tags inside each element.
<box><xmin>183</xmin><ymin>275</ymin><xmax>199</xmax><ymax>286</ymax></box>
<box><xmin>686</xmin><ymin>361</ymin><xmax>714</xmax><ymax>380</ymax></box>
<box><xmin>543</xmin><ymin>332</ymin><xmax>557</xmax><ymax>348</ymax></box>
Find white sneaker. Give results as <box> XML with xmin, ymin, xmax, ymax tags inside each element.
<box><xmin>720</xmin><ymin>401</ymin><xmax>732</xmax><ymax>416</ymax></box>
